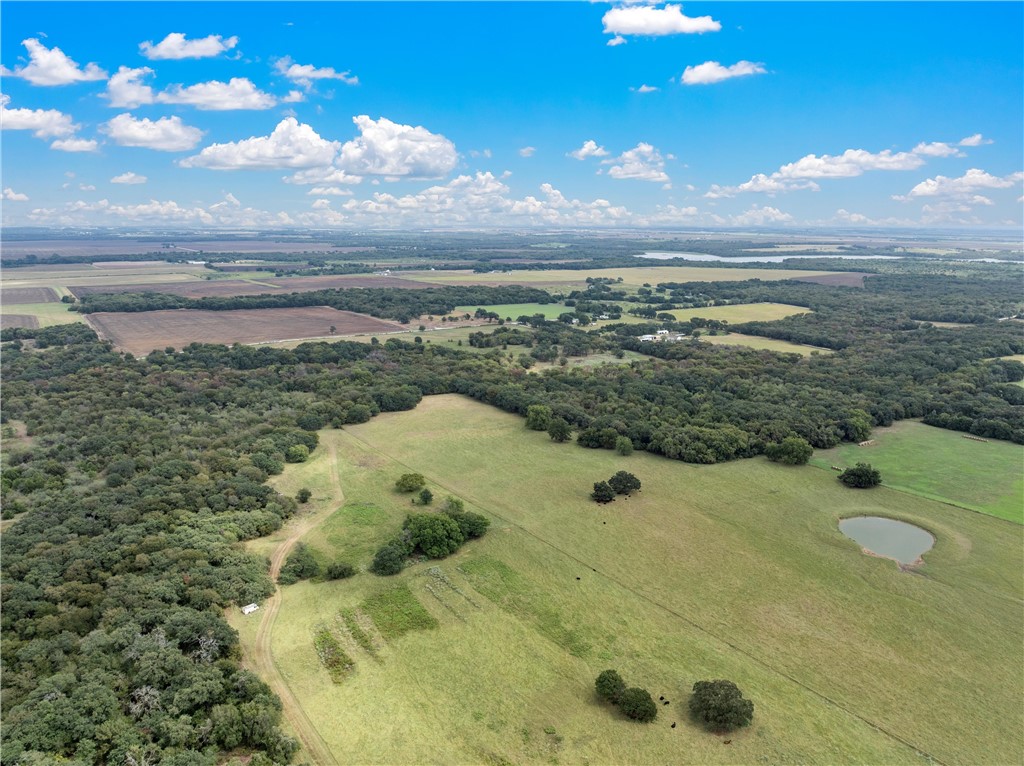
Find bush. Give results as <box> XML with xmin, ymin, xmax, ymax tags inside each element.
<box><xmin>591</xmin><ymin>481</ymin><xmax>615</xmax><ymax>503</ymax></box>
<box><xmin>526</xmin><ymin>404</ymin><xmax>552</xmax><ymax>431</ymax></box>
<box><xmin>547</xmin><ymin>417</ymin><xmax>572</xmax><ymax>443</ymax></box>
<box><xmin>607</xmin><ymin>470</ymin><xmax>641</xmax><ymax>495</ymax></box>
<box><xmin>615</xmin><ymin>436</ymin><xmax>634</xmax><ymax>456</ymax></box>
<box><xmin>395</xmin><ymin>473</ymin><xmax>426</xmax><ymax>492</ymax></box>
<box><xmin>443</xmin><ymin>507</ymin><xmax>490</xmax><ymax>539</ymax></box>
<box><xmin>595</xmin><ymin>670</ymin><xmax>626</xmax><ymax>704</ymax></box>
<box><xmin>838</xmin><ymin>462</ymin><xmax>882</xmax><ymax>488</ymax></box>
<box><xmin>404</xmin><ymin>513</ymin><xmax>465</xmax><ymax>558</ymax></box>
<box><xmin>284</xmin><ymin>444</ymin><xmax>309</xmax><ymax>463</ymax></box>
<box><xmin>764</xmin><ymin>436</ymin><xmax>813</xmax><ymax>465</ymax></box>
<box><xmin>688</xmin><ymin>679</ymin><xmax>754</xmax><ymax>731</ymax></box>
<box><xmin>369</xmin><ymin>543</ymin><xmax>407</xmax><ymax>576</ymax></box>
<box><xmin>278</xmin><ymin>543</ymin><xmax>320</xmax><ymax>584</ymax></box>
<box><xmin>296</xmin><ymin>488</ymin><xmax>312</xmax><ymax>503</ymax></box>
<box><xmin>619</xmin><ymin>687</ymin><xmax>658</xmax><ymax>722</ymax></box>
<box><xmin>325</xmin><ymin>562</ymin><xmax>356</xmax><ymax>580</ymax></box>
<box><xmin>418</xmin><ymin>488</ymin><xmax>434</xmax><ymax>505</ymax></box>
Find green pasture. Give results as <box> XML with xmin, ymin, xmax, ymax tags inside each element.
<box><xmin>251</xmin><ymin>396</ymin><xmax>1022</xmax><ymax>765</ymax></box>
<box><xmin>696</xmin><ymin>332</ymin><xmax>831</xmax><ymax>356</ymax></box>
<box><xmin>811</xmin><ymin>420</ymin><xmax>1024</xmax><ymax>523</ymax></box>
<box><xmin>0</xmin><ymin>301</ymin><xmax>84</xmax><ymax>327</ymax></box>
<box><xmin>668</xmin><ymin>302</ymin><xmax>810</xmax><ymax>324</ymax></box>
<box><xmin>452</xmin><ymin>302</ymin><xmax>564</xmax><ymax>319</ymax></box>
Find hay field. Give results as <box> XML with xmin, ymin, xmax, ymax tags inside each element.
<box><xmin>244</xmin><ymin>396</ymin><xmax>1023</xmax><ymax>765</ymax></box>
<box><xmin>696</xmin><ymin>332</ymin><xmax>831</xmax><ymax>356</ymax></box>
<box><xmin>669</xmin><ymin>302</ymin><xmax>809</xmax><ymax>324</ymax></box>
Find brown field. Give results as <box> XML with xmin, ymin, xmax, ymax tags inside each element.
<box><xmin>86</xmin><ymin>306</ymin><xmax>405</xmax><ymax>355</ymax></box>
<box><xmin>2</xmin><ymin>287</ymin><xmax>59</xmax><ymax>304</ymax></box>
<box><xmin>1</xmin><ymin>315</ymin><xmax>40</xmax><ymax>330</ymax></box>
<box><xmin>69</xmin><ymin>274</ymin><xmax>444</xmax><ymax>300</ymax></box>
<box><xmin>791</xmin><ymin>272</ymin><xmax>871</xmax><ymax>287</ymax></box>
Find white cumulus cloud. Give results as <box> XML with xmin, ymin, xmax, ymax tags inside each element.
<box><xmin>681</xmin><ymin>60</ymin><xmax>766</xmax><ymax>85</ymax></box>
<box><xmin>307</xmin><ymin>186</ymin><xmax>353</xmax><ymax>196</ymax></box>
<box><xmin>607</xmin><ymin>35</ymin><xmax>627</xmax><ymax>47</ymax></box>
<box><xmin>2</xmin><ymin>38</ymin><xmax>106</xmax><ymax>85</ymax></box>
<box><xmin>51</xmin><ymin>138</ymin><xmax>97</xmax><ymax>152</ymax></box>
<box><xmin>157</xmin><ymin>78</ymin><xmax>276</xmax><ymax>110</ymax></box>
<box><xmin>568</xmin><ymin>140</ymin><xmax>608</xmax><ymax>160</ymax></box>
<box><xmin>180</xmin><ymin>117</ymin><xmax>339</xmax><ymax>170</ymax></box>
<box><xmin>3</xmin><ymin>188</ymin><xmax>29</xmax><ymax>202</ymax></box>
<box><xmin>958</xmin><ymin>133</ymin><xmax>993</xmax><ymax>147</ymax></box>
<box><xmin>0</xmin><ymin>95</ymin><xmax>77</xmax><ymax>138</ymax></box>
<box><xmin>110</xmin><ymin>172</ymin><xmax>147</xmax><ymax>185</ymax></box>
<box><xmin>731</xmin><ymin>205</ymin><xmax>794</xmax><ymax>226</ymax></box>
<box><xmin>519</xmin><ymin>146</ymin><xmax>536</xmax><ymax>158</ymax></box>
<box><xmin>603</xmin><ymin>5</ymin><xmax>721</xmax><ymax>37</ymax></box>
<box><xmin>894</xmin><ymin>168</ymin><xmax>1024</xmax><ymax>201</ymax></box>
<box><xmin>104</xmin><ymin>66</ymin><xmax>155</xmax><ymax>108</ymax></box>
<box><xmin>631</xmin><ymin>84</ymin><xmax>659</xmax><ymax>93</ymax></box>
<box><xmin>604</xmin><ymin>142</ymin><xmax>669</xmax><ymax>183</ymax></box>
<box><xmin>103</xmin><ymin>113</ymin><xmax>203</xmax><ymax>152</ymax></box>
<box><xmin>274</xmin><ymin>56</ymin><xmax>358</xmax><ymax>89</ymax></box>
<box><xmin>140</xmin><ymin>33</ymin><xmax>239</xmax><ymax>60</ymax></box>
<box><xmin>334</xmin><ymin>115</ymin><xmax>457</xmax><ymax>179</ymax></box>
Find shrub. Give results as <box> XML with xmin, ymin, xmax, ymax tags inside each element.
<box><xmin>591</xmin><ymin>481</ymin><xmax>615</xmax><ymax>503</ymax></box>
<box><xmin>443</xmin><ymin>507</ymin><xmax>490</xmax><ymax>539</ymax></box>
<box><xmin>395</xmin><ymin>473</ymin><xmax>426</xmax><ymax>492</ymax></box>
<box><xmin>285</xmin><ymin>444</ymin><xmax>309</xmax><ymax>463</ymax></box>
<box><xmin>325</xmin><ymin>562</ymin><xmax>356</xmax><ymax>580</ymax></box>
<box><xmin>547</xmin><ymin>417</ymin><xmax>572</xmax><ymax>443</ymax></box>
<box><xmin>369</xmin><ymin>543</ymin><xmax>407</xmax><ymax>576</ymax></box>
<box><xmin>418</xmin><ymin>488</ymin><xmax>434</xmax><ymax>505</ymax></box>
<box><xmin>607</xmin><ymin>470</ymin><xmax>641</xmax><ymax>495</ymax></box>
<box><xmin>764</xmin><ymin>436</ymin><xmax>813</xmax><ymax>465</ymax></box>
<box><xmin>615</xmin><ymin>436</ymin><xmax>634</xmax><ymax>456</ymax></box>
<box><xmin>839</xmin><ymin>462</ymin><xmax>882</xmax><ymax>488</ymax></box>
<box><xmin>619</xmin><ymin>687</ymin><xmax>658</xmax><ymax>722</ymax></box>
<box><xmin>595</xmin><ymin>670</ymin><xmax>626</xmax><ymax>704</ymax></box>
<box><xmin>296</xmin><ymin>488</ymin><xmax>312</xmax><ymax>503</ymax></box>
<box><xmin>688</xmin><ymin>679</ymin><xmax>754</xmax><ymax>731</ymax></box>
<box><xmin>404</xmin><ymin>513</ymin><xmax>465</xmax><ymax>558</ymax></box>
<box><xmin>526</xmin><ymin>404</ymin><xmax>552</xmax><ymax>431</ymax></box>
<box><xmin>278</xmin><ymin>543</ymin><xmax>320</xmax><ymax>584</ymax></box>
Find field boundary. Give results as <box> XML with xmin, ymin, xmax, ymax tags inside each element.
<box><xmin>339</xmin><ymin>423</ymin><xmax>950</xmax><ymax>766</ymax></box>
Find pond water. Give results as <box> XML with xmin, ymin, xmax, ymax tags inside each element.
<box><xmin>636</xmin><ymin>252</ymin><xmax>904</xmax><ymax>263</ymax></box>
<box><xmin>839</xmin><ymin>516</ymin><xmax>934</xmax><ymax>566</ymax></box>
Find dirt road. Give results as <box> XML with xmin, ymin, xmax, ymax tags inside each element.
<box><xmin>251</xmin><ymin>439</ymin><xmax>342</xmax><ymax>765</ymax></box>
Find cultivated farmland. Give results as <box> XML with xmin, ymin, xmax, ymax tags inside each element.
<box><xmin>86</xmin><ymin>306</ymin><xmax>405</xmax><ymax>355</ymax></box>
<box><xmin>238</xmin><ymin>395</ymin><xmax>1023</xmax><ymax>766</ymax></box>
<box><xmin>0</xmin><ymin>315</ymin><xmax>39</xmax><ymax>330</ymax></box>
<box><xmin>1</xmin><ymin>287</ymin><xmax>58</xmax><ymax>304</ymax></box>
<box><xmin>668</xmin><ymin>302</ymin><xmax>810</xmax><ymax>324</ymax></box>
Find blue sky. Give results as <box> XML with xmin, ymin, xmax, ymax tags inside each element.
<box><xmin>2</xmin><ymin>1</ymin><xmax>1021</xmax><ymax>229</ymax></box>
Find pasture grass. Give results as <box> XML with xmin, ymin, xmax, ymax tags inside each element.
<box><xmin>452</xmin><ymin>302</ymin><xmax>564</xmax><ymax>319</ymax></box>
<box><xmin>668</xmin><ymin>301</ymin><xmax>810</xmax><ymax>324</ymax></box>
<box><xmin>810</xmin><ymin>419</ymin><xmax>1024</xmax><ymax>523</ymax></box>
<box><xmin>250</xmin><ymin>398</ymin><xmax>1022</xmax><ymax>765</ymax></box>
<box><xmin>696</xmin><ymin>332</ymin><xmax>832</xmax><ymax>356</ymax></box>
<box><xmin>361</xmin><ymin>583</ymin><xmax>440</xmax><ymax>640</ymax></box>
<box><xmin>0</xmin><ymin>301</ymin><xmax>84</xmax><ymax>327</ymax></box>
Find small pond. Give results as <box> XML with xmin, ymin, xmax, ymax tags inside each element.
<box><xmin>838</xmin><ymin>516</ymin><xmax>934</xmax><ymax>566</ymax></box>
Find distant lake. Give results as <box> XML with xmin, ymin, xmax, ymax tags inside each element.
<box><xmin>839</xmin><ymin>516</ymin><xmax>934</xmax><ymax>566</ymax></box>
<box><xmin>636</xmin><ymin>252</ymin><xmax>903</xmax><ymax>263</ymax></box>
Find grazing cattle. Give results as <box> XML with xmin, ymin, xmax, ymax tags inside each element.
<box><xmin>671</xmin><ymin>723</ymin><xmax>676</xmax><ymax>729</ymax></box>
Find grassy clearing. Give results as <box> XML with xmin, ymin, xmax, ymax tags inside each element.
<box><xmin>697</xmin><ymin>332</ymin><xmax>832</xmax><ymax>356</ymax></box>
<box><xmin>811</xmin><ymin>420</ymin><xmax>1024</xmax><ymax>523</ymax></box>
<box><xmin>247</xmin><ymin>399</ymin><xmax>1022</xmax><ymax>765</ymax></box>
<box><xmin>0</xmin><ymin>301</ymin><xmax>84</xmax><ymax>327</ymax></box>
<box><xmin>362</xmin><ymin>584</ymin><xmax>440</xmax><ymax>640</ymax></box>
<box><xmin>996</xmin><ymin>353</ymin><xmax>1024</xmax><ymax>363</ymax></box>
<box><xmin>452</xmin><ymin>302</ymin><xmax>564</xmax><ymax>319</ymax></box>
<box><xmin>668</xmin><ymin>302</ymin><xmax>810</xmax><ymax>324</ymax></box>
<box><xmin>313</xmin><ymin>625</ymin><xmax>355</xmax><ymax>682</ymax></box>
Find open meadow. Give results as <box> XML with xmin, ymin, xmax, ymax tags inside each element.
<box><xmin>236</xmin><ymin>395</ymin><xmax>1023</xmax><ymax>766</ymax></box>
<box><xmin>86</xmin><ymin>306</ymin><xmax>404</xmax><ymax>355</ymax></box>
<box><xmin>695</xmin><ymin>332</ymin><xmax>831</xmax><ymax>356</ymax></box>
<box><xmin>811</xmin><ymin>420</ymin><xmax>1024</xmax><ymax>523</ymax></box>
<box><xmin>668</xmin><ymin>302</ymin><xmax>810</xmax><ymax>324</ymax></box>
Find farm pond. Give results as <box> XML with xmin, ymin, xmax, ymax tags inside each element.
<box><xmin>839</xmin><ymin>516</ymin><xmax>934</xmax><ymax>566</ymax></box>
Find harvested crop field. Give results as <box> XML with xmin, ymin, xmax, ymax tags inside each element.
<box><xmin>86</xmin><ymin>306</ymin><xmax>404</xmax><ymax>355</ymax></box>
<box><xmin>791</xmin><ymin>272</ymin><xmax>871</xmax><ymax>287</ymax></box>
<box><xmin>2</xmin><ymin>287</ymin><xmax>59</xmax><ymax>304</ymax></box>
<box><xmin>0</xmin><ymin>315</ymin><xmax>40</xmax><ymax>330</ymax></box>
<box><xmin>69</xmin><ymin>274</ymin><xmax>443</xmax><ymax>300</ymax></box>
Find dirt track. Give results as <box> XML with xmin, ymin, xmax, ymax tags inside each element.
<box><xmin>252</xmin><ymin>439</ymin><xmax>342</xmax><ymax>765</ymax></box>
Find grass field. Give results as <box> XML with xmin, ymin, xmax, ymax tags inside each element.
<box><xmin>0</xmin><ymin>301</ymin><xmax>85</xmax><ymax>327</ymax></box>
<box><xmin>403</xmin><ymin>266</ymin><xmax>845</xmax><ymax>289</ymax></box>
<box><xmin>668</xmin><ymin>302</ymin><xmax>810</xmax><ymax>324</ymax></box>
<box><xmin>811</xmin><ymin>420</ymin><xmax>1024</xmax><ymax>523</ymax></box>
<box><xmin>241</xmin><ymin>396</ymin><xmax>1023</xmax><ymax>765</ymax></box>
<box><xmin>697</xmin><ymin>332</ymin><xmax>831</xmax><ymax>356</ymax></box>
<box><xmin>453</xmin><ymin>302</ymin><xmax>564</xmax><ymax>319</ymax></box>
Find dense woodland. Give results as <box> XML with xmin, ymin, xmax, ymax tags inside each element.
<box><xmin>2</xmin><ymin>263</ymin><xmax>1023</xmax><ymax>764</ymax></box>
